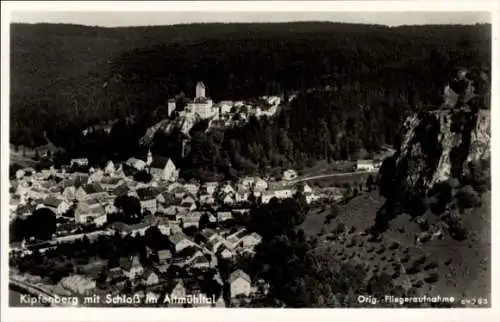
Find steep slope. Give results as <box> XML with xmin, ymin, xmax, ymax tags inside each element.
<box><xmin>140</xmin><ymin>113</ymin><xmax>200</xmax><ymax>145</ymax></box>
<box><xmin>379</xmin><ymin>69</ymin><xmax>490</xmax><ymax>199</ymax></box>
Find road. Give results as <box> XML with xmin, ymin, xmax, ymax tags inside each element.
<box><xmin>286</xmin><ymin>170</ymin><xmax>378</xmax><ymax>185</ymax></box>
<box><xmin>9</xmin><ymin>277</ymin><xmax>77</xmax><ymax>307</ymax></box>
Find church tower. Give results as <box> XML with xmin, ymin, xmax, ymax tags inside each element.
<box><xmin>147</xmin><ymin>149</ymin><xmax>153</xmax><ymax>167</ymax></box>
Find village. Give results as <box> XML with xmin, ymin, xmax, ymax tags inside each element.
<box><xmin>8</xmin><ymin>141</ymin><xmax>382</xmax><ymax>308</ymax></box>
<box><xmin>8</xmin><ymin>81</ymin><xmax>384</xmax><ymax>308</ymax></box>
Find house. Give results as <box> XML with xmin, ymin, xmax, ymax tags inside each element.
<box><xmin>223</xmin><ymin>194</ymin><xmax>235</xmax><ymax>205</ymax></box>
<box><xmin>142</xmin><ymin>268</ymin><xmax>160</xmax><ymax>286</ymax></box>
<box><xmin>137</xmin><ymin>187</ymin><xmax>160</xmax><ymax>213</ymax></box>
<box><xmin>100</xmin><ymin>177</ymin><xmax>123</xmax><ymax>191</ymax></box>
<box><xmin>221</xmin><ymin>183</ymin><xmax>235</xmax><ymax>195</ymax></box>
<box><xmin>240</xmin><ymin>233</ymin><xmax>262</xmax><ymax>250</ymax></box>
<box><xmin>88</xmin><ymin>169</ymin><xmax>105</xmax><ymax>183</ymax></box>
<box><xmin>229</xmin><ymin>269</ymin><xmax>252</xmax><ymax>298</ymax></box>
<box><xmin>171</xmin><ymin>186</ymin><xmax>187</xmax><ymax>199</ymax></box>
<box><xmin>106</xmin><ymin>267</ymin><xmax>127</xmax><ymax>285</ymax></box>
<box><xmin>306</xmin><ymin>194</ymin><xmax>321</xmax><ymax>204</ymax></box>
<box><xmin>75</xmin><ymin>183</ymin><xmax>106</xmax><ymax>201</ymax></box>
<box><xmin>217</xmin><ymin>211</ymin><xmax>233</xmax><ymax>222</ymax></box>
<box><xmin>181</xmin><ymin>211</ymin><xmax>203</xmax><ymax>228</ymax></box>
<box><xmin>199</xmin><ymin>194</ymin><xmax>215</xmax><ymax>205</ymax></box>
<box><xmin>253</xmin><ymin>178</ymin><xmax>268</xmax><ymax>192</ymax></box>
<box><xmin>261</xmin><ymin>191</ymin><xmax>276</xmax><ymax>204</ymax></box>
<box><xmin>70</xmin><ymin>158</ymin><xmax>89</xmax><ymax>167</ymax></box>
<box><xmin>217</xmin><ymin>246</ymin><xmax>234</xmax><ymax>260</ymax></box>
<box><xmin>109</xmin><ymin>221</ymin><xmax>151</xmax><ymax>237</ymax></box>
<box><xmin>75</xmin><ymin>203</ymin><xmax>105</xmax><ymax>224</ymax></box>
<box><xmin>104</xmin><ymin>160</ymin><xmax>115</xmax><ymax>175</ymax></box>
<box><xmin>119</xmin><ymin>256</ymin><xmax>144</xmax><ymax>280</ymax></box>
<box><xmin>355</xmin><ymin>160</ymin><xmax>376</xmax><ymax>172</ymax></box>
<box><xmin>190</xmin><ymin>254</ymin><xmax>210</xmax><ymax>270</ymax></box>
<box><xmin>158</xmin><ymin>249</ymin><xmax>173</xmax><ymax>264</ymax></box>
<box><xmin>126</xmin><ymin>222</ymin><xmax>152</xmax><ymax>237</ymax></box>
<box><xmin>302</xmin><ymin>184</ymin><xmax>313</xmax><ymax>194</ymax></box>
<box><xmin>157</xmin><ymin>218</ymin><xmax>171</xmax><ymax>235</ymax></box>
<box><xmin>283</xmin><ymin>169</ymin><xmax>298</xmax><ymax>181</ymax></box>
<box><xmin>94</xmin><ymin>213</ymin><xmax>108</xmax><ymax>227</ymax></box>
<box><xmin>170</xmin><ymin>232</ymin><xmax>194</xmax><ymax>253</ymax></box>
<box><xmin>59</xmin><ymin>274</ymin><xmax>95</xmax><ymax>295</ymax></box>
<box><xmin>150</xmin><ymin>157</ymin><xmax>179</xmax><ymax>182</ymax></box>
<box><xmin>180</xmin><ymin>195</ymin><xmax>197</xmax><ymax>212</ymax></box>
<box><xmin>204</xmin><ymin>182</ymin><xmax>219</xmax><ymax>195</ymax></box>
<box><xmin>28</xmin><ymin>187</ymin><xmax>49</xmax><ymax>201</ymax></box>
<box><xmin>274</xmin><ymin>188</ymin><xmax>295</xmax><ymax>200</ymax></box>
<box><xmin>125</xmin><ymin>158</ymin><xmax>146</xmax><ymax>171</ymax></box>
<box><xmin>165</xmin><ymin>280</ymin><xmax>186</xmax><ymax>300</ymax></box>
<box><xmin>184</xmin><ymin>183</ymin><xmax>200</xmax><ymax>196</ymax></box>
<box><xmin>41</xmin><ymin>197</ymin><xmax>70</xmax><ymax>216</ymax></box>
<box><xmin>200</xmin><ymin>228</ymin><xmax>219</xmax><ymax>242</ymax></box>
<box><xmin>232</xmin><ymin>209</ymin><xmax>250</xmax><ymax>217</ymax></box>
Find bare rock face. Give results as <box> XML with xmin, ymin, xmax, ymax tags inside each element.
<box><xmin>140</xmin><ymin>112</ymin><xmax>200</xmax><ymax>145</ymax></box>
<box><xmin>379</xmin><ymin>69</ymin><xmax>490</xmax><ymax>198</ymax></box>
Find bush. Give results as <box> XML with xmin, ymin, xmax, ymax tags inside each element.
<box><xmin>424</xmin><ymin>273</ymin><xmax>439</xmax><ymax>284</ymax></box>
<box><xmin>449</xmin><ymin>218</ymin><xmax>468</xmax><ymax>241</ymax></box>
<box><xmin>456</xmin><ymin>185</ymin><xmax>481</xmax><ymax>209</ymax></box>
<box><xmin>443</xmin><ymin>258</ymin><xmax>452</xmax><ymax>266</ymax></box>
<box><xmin>406</xmin><ymin>264</ymin><xmax>422</xmax><ymax>275</ymax></box>
<box><xmin>413</xmin><ymin>280</ymin><xmax>424</xmax><ymax>288</ymax></box>
<box><xmin>388</xmin><ymin>242</ymin><xmax>400</xmax><ymax>250</ymax></box>
<box><xmin>424</xmin><ymin>262</ymin><xmax>438</xmax><ymax>271</ymax></box>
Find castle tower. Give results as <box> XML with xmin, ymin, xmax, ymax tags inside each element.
<box><xmin>196</xmin><ymin>82</ymin><xmax>206</xmax><ymax>98</ymax></box>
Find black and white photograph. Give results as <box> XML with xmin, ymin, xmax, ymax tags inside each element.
<box><xmin>1</xmin><ymin>1</ymin><xmax>497</xmax><ymax>321</ymax></box>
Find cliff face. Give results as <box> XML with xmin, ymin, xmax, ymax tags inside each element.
<box><xmin>140</xmin><ymin>113</ymin><xmax>200</xmax><ymax>145</ymax></box>
<box><xmin>380</xmin><ymin>69</ymin><xmax>490</xmax><ymax>197</ymax></box>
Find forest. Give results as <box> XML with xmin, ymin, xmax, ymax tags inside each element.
<box><xmin>10</xmin><ymin>22</ymin><xmax>491</xmax><ymax>180</ymax></box>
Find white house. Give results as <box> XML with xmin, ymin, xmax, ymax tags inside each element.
<box><xmin>261</xmin><ymin>191</ymin><xmax>276</xmax><ymax>204</ymax></box>
<box><xmin>253</xmin><ymin>178</ymin><xmax>268</xmax><ymax>192</ymax></box>
<box><xmin>59</xmin><ymin>275</ymin><xmax>95</xmax><ymax>295</ymax></box>
<box><xmin>356</xmin><ymin>160</ymin><xmax>376</xmax><ymax>172</ymax></box>
<box><xmin>94</xmin><ymin>213</ymin><xmax>108</xmax><ymax>227</ymax></box>
<box><xmin>125</xmin><ymin>158</ymin><xmax>146</xmax><ymax>171</ymax></box>
<box><xmin>70</xmin><ymin>158</ymin><xmax>89</xmax><ymax>167</ymax></box>
<box><xmin>120</xmin><ymin>256</ymin><xmax>144</xmax><ymax>280</ymax></box>
<box><xmin>41</xmin><ymin>197</ymin><xmax>71</xmax><ymax>216</ymax></box>
<box><xmin>229</xmin><ymin>269</ymin><xmax>252</xmax><ymax>298</ymax></box>
<box><xmin>274</xmin><ymin>188</ymin><xmax>295</xmax><ymax>200</ymax></box>
<box><xmin>170</xmin><ymin>232</ymin><xmax>194</xmax><ymax>253</ymax></box>
<box><xmin>283</xmin><ymin>169</ymin><xmax>298</xmax><ymax>181</ymax></box>
<box><xmin>104</xmin><ymin>160</ymin><xmax>115</xmax><ymax>175</ymax></box>
<box><xmin>75</xmin><ymin>203</ymin><xmax>105</xmax><ymax>225</ymax></box>
<box><xmin>240</xmin><ymin>233</ymin><xmax>262</xmax><ymax>250</ymax></box>
<box><xmin>142</xmin><ymin>269</ymin><xmax>160</xmax><ymax>286</ymax></box>
<box><xmin>150</xmin><ymin>157</ymin><xmax>179</xmax><ymax>182</ymax></box>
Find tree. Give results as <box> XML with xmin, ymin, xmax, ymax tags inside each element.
<box><xmin>133</xmin><ymin>170</ymin><xmax>152</xmax><ymax>183</ymax></box>
<box><xmin>26</xmin><ymin>208</ymin><xmax>57</xmax><ymax>240</ymax></box>
<box><xmin>198</xmin><ymin>213</ymin><xmax>210</xmax><ymax>231</ymax></box>
<box><xmin>114</xmin><ymin>195</ymin><xmax>141</xmax><ymax>218</ymax></box>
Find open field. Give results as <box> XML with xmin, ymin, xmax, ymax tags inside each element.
<box><xmin>302</xmin><ymin>190</ymin><xmax>491</xmax><ymax>305</ymax></box>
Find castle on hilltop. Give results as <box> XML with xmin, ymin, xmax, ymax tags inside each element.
<box><xmin>167</xmin><ymin>82</ymin><xmax>217</xmax><ymax>120</ymax></box>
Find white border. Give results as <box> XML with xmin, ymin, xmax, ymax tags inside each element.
<box><xmin>1</xmin><ymin>1</ymin><xmax>499</xmax><ymax>322</ymax></box>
